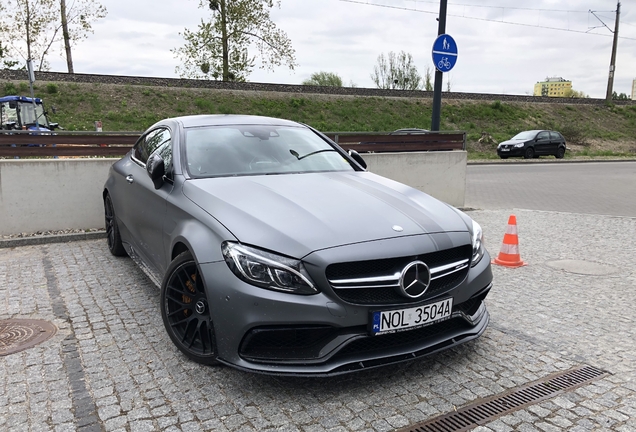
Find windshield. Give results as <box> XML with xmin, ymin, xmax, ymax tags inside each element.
<box><xmin>18</xmin><ymin>102</ymin><xmax>49</xmax><ymax>127</ymax></box>
<box><xmin>185</xmin><ymin>125</ymin><xmax>354</xmax><ymax>177</ymax></box>
<box><xmin>511</xmin><ymin>131</ymin><xmax>537</xmax><ymax>140</ymax></box>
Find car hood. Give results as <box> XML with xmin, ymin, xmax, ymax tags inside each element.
<box><xmin>499</xmin><ymin>139</ymin><xmax>527</xmax><ymax>147</ymax></box>
<box><xmin>182</xmin><ymin>172</ymin><xmax>468</xmax><ymax>258</ymax></box>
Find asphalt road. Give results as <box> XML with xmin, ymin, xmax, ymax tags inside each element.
<box><xmin>465</xmin><ymin>160</ymin><xmax>636</xmax><ymax>217</ymax></box>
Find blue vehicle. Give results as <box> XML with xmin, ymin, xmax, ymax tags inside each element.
<box><xmin>0</xmin><ymin>95</ymin><xmax>60</xmax><ymax>131</ymax></box>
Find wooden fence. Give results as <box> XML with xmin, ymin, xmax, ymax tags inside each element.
<box><xmin>0</xmin><ymin>130</ymin><xmax>465</xmax><ymax>157</ymax></box>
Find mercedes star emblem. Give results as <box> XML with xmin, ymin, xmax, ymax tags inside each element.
<box><xmin>398</xmin><ymin>260</ymin><xmax>431</xmax><ymax>299</ymax></box>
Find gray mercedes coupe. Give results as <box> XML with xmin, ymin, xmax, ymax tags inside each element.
<box><xmin>103</xmin><ymin>115</ymin><xmax>493</xmax><ymax>375</ymax></box>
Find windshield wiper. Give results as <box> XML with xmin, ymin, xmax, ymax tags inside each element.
<box><xmin>289</xmin><ymin>148</ymin><xmax>337</xmax><ymax>160</ymax></box>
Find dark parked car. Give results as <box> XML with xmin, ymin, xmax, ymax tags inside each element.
<box><xmin>497</xmin><ymin>130</ymin><xmax>566</xmax><ymax>159</ymax></box>
<box><xmin>103</xmin><ymin>115</ymin><xmax>493</xmax><ymax>376</ymax></box>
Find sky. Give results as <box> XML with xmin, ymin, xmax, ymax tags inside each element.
<box><xmin>42</xmin><ymin>0</ymin><xmax>636</xmax><ymax>99</ymax></box>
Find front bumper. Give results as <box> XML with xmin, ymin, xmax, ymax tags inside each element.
<box><xmin>497</xmin><ymin>146</ymin><xmax>525</xmax><ymax>157</ymax></box>
<box><xmin>199</xmin><ymin>239</ymin><xmax>493</xmax><ymax>376</ymax></box>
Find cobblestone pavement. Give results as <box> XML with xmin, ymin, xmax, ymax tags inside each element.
<box><xmin>1</xmin><ymin>209</ymin><xmax>635</xmax><ymax>432</ymax></box>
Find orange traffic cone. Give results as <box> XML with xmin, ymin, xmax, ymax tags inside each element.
<box><xmin>492</xmin><ymin>214</ymin><xmax>527</xmax><ymax>268</ymax></box>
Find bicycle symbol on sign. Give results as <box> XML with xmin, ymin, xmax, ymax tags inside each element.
<box><xmin>437</xmin><ymin>57</ymin><xmax>451</xmax><ymax>70</ymax></box>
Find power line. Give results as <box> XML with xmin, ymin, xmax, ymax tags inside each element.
<box><xmin>404</xmin><ymin>0</ymin><xmax>591</xmax><ymax>14</ymax></box>
<box><xmin>339</xmin><ymin>0</ymin><xmax>636</xmax><ymax>40</ymax></box>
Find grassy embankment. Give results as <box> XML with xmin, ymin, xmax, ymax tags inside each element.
<box><xmin>3</xmin><ymin>80</ymin><xmax>636</xmax><ymax>159</ymax></box>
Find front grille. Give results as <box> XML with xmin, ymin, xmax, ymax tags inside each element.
<box><xmin>334</xmin><ymin>270</ymin><xmax>467</xmax><ymax>304</ymax></box>
<box><xmin>326</xmin><ymin>245</ymin><xmax>472</xmax><ymax>305</ymax></box>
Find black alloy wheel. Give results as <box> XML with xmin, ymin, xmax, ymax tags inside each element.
<box><xmin>161</xmin><ymin>251</ymin><xmax>218</xmax><ymax>365</ymax></box>
<box><xmin>556</xmin><ymin>147</ymin><xmax>566</xmax><ymax>159</ymax></box>
<box><xmin>524</xmin><ymin>147</ymin><xmax>535</xmax><ymax>159</ymax></box>
<box><xmin>104</xmin><ymin>194</ymin><xmax>127</xmax><ymax>257</ymax></box>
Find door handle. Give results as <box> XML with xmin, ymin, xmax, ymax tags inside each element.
<box><xmin>126</xmin><ymin>175</ymin><xmax>134</xmax><ymax>184</ymax></box>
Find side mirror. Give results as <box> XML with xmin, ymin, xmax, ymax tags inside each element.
<box><xmin>5</xmin><ymin>121</ymin><xmax>17</xmax><ymax>130</ymax></box>
<box><xmin>48</xmin><ymin>123</ymin><xmax>59</xmax><ymax>130</ymax></box>
<box><xmin>348</xmin><ymin>149</ymin><xmax>367</xmax><ymax>170</ymax></box>
<box><xmin>146</xmin><ymin>153</ymin><xmax>165</xmax><ymax>189</ymax></box>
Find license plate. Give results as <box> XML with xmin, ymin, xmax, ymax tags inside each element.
<box><xmin>370</xmin><ymin>298</ymin><xmax>453</xmax><ymax>336</ymax></box>
<box><xmin>500</xmin><ymin>148</ymin><xmax>510</xmax><ymax>152</ymax></box>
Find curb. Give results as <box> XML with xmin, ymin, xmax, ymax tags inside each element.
<box><xmin>0</xmin><ymin>231</ymin><xmax>107</xmax><ymax>249</ymax></box>
<box><xmin>467</xmin><ymin>158</ymin><xmax>636</xmax><ymax>166</ymax></box>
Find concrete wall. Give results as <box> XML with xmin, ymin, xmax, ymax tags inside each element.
<box><xmin>364</xmin><ymin>151</ymin><xmax>466</xmax><ymax>208</ymax></box>
<box><xmin>0</xmin><ymin>152</ymin><xmax>466</xmax><ymax>236</ymax></box>
<box><xmin>0</xmin><ymin>159</ymin><xmax>115</xmax><ymax>236</ymax></box>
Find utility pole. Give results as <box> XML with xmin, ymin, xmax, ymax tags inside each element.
<box><xmin>605</xmin><ymin>1</ymin><xmax>620</xmax><ymax>102</ymax></box>
<box><xmin>60</xmin><ymin>0</ymin><xmax>74</xmax><ymax>74</ymax></box>
<box><xmin>431</xmin><ymin>0</ymin><xmax>448</xmax><ymax>131</ymax></box>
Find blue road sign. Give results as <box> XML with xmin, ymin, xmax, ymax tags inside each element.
<box><xmin>432</xmin><ymin>34</ymin><xmax>458</xmax><ymax>72</ymax></box>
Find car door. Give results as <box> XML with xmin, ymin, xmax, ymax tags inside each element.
<box><xmin>122</xmin><ymin>128</ymin><xmax>174</xmax><ymax>276</ymax></box>
<box><xmin>549</xmin><ymin>131</ymin><xmax>562</xmax><ymax>154</ymax></box>
<box><xmin>534</xmin><ymin>131</ymin><xmax>551</xmax><ymax>155</ymax></box>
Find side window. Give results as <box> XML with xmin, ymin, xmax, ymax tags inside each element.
<box><xmin>550</xmin><ymin>132</ymin><xmax>564</xmax><ymax>141</ymax></box>
<box><xmin>133</xmin><ymin>128</ymin><xmax>171</xmax><ymax>164</ymax></box>
<box><xmin>537</xmin><ymin>132</ymin><xmax>549</xmax><ymax>141</ymax></box>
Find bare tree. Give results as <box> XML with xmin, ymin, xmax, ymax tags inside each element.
<box><xmin>371</xmin><ymin>51</ymin><xmax>423</xmax><ymax>91</ymax></box>
<box><xmin>424</xmin><ymin>66</ymin><xmax>433</xmax><ymax>91</ymax></box>
<box><xmin>0</xmin><ymin>0</ymin><xmax>106</xmax><ymax>72</ymax></box>
<box><xmin>59</xmin><ymin>0</ymin><xmax>107</xmax><ymax>73</ymax></box>
<box><xmin>173</xmin><ymin>0</ymin><xmax>297</xmax><ymax>81</ymax></box>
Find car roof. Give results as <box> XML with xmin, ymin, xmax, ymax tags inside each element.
<box><xmin>171</xmin><ymin>115</ymin><xmax>302</xmax><ymax>129</ymax></box>
<box><xmin>0</xmin><ymin>95</ymin><xmax>43</xmax><ymax>104</ymax></box>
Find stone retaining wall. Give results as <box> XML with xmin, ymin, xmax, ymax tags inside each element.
<box><xmin>2</xmin><ymin>69</ymin><xmax>632</xmax><ymax>106</ymax></box>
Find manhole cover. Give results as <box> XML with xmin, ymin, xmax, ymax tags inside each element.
<box><xmin>0</xmin><ymin>319</ymin><xmax>57</xmax><ymax>356</ymax></box>
<box><xmin>546</xmin><ymin>260</ymin><xmax>619</xmax><ymax>276</ymax></box>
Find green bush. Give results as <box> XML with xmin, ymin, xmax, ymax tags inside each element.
<box><xmin>46</xmin><ymin>83</ymin><xmax>58</xmax><ymax>94</ymax></box>
<box><xmin>558</xmin><ymin>123</ymin><xmax>588</xmax><ymax>146</ymax></box>
<box><xmin>3</xmin><ymin>82</ymin><xmax>18</xmax><ymax>95</ymax></box>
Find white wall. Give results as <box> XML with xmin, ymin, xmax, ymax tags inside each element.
<box><xmin>0</xmin><ymin>159</ymin><xmax>115</xmax><ymax>236</ymax></box>
<box><xmin>364</xmin><ymin>151</ymin><xmax>467</xmax><ymax>207</ymax></box>
<box><xmin>0</xmin><ymin>152</ymin><xmax>466</xmax><ymax>236</ymax></box>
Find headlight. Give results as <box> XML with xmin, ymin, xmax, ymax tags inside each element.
<box><xmin>471</xmin><ymin>220</ymin><xmax>485</xmax><ymax>266</ymax></box>
<box><xmin>514</xmin><ymin>143</ymin><xmax>525</xmax><ymax>148</ymax></box>
<box><xmin>222</xmin><ymin>242</ymin><xmax>318</xmax><ymax>295</ymax></box>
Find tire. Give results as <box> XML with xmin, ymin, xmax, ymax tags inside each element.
<box><xmin>104</xmin><ymin>194</ymin><xmax>127</xmax><ymax>257</ymax></box>
<box><xmin>555</xmin><ymin>147</ymin><xmax>565</xmax><ymax>159</ymax></box>
<box><xmin>161</xmin><ymin>251</ymin><xmax>218</xmax><ymax>365</ymax></box>
<box><xmin>524</xmin><ymin>147</ymin><xmax>535</xmax><ymax>159</ymax></box>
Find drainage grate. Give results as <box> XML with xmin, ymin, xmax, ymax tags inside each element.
<box><xmin>0</xmin><ymin>319</ymin><xmax>57</xmax><ymax>356</ymax></box>
<box><xmin>397</xmin><ymin>365</ymin><xmax>609</xmax><ymax>432</ymax></box>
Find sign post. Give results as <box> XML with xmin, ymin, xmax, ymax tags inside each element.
<box><xmin>431</xmin><ymin>0</ymin><xmax>448</xmax><ymax>131</ymax></box>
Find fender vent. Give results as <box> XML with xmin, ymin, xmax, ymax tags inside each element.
<box><xmin>397</xmin><ymin>365</ymin><xmax>608</xmax><ymax>432</ymax></box>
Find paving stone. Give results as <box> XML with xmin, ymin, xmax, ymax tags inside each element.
<box><xmin>3</xmin><ymin>210</ymin><xmax>636</xmax><ymax>431</ymax></box>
